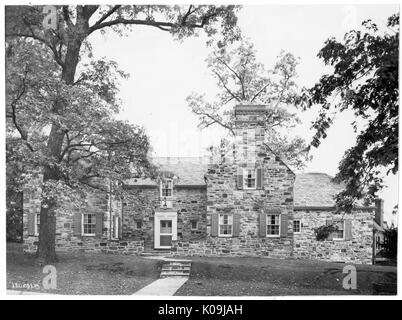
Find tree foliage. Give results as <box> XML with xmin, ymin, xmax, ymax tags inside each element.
<box><xmin>301</xmin><ymin>13</ymin><xmax>399</xmax><ymax>212</ymax></box>
<box><xmin>187</xmin><ymin>38</ymin><xmax>310</xmax><ymax>169</ymax></box>
<box><xmin>5</xmin><ymin>4</ymin><xmax>241</xmax><ymax>262</ymax></box>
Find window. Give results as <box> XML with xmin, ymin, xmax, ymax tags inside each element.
<box><xmin>136</xmin><ymin>220</ymin><xmax>142</xmax><ymax>229</ymax></box>
<box><xmin>293</xmin><ymin>220</ymin><xmax>301</xmax><ymax>233</ymax></box>
<box><xmin>191</xmin><ymin>220</ymin><xmax>198</xmax><ymax>230</ymax></box>
<box><xmin>267</xmin><ymin>214</ymin><xmax>280</xmax><ymax>237</ymax></box>
<box><xmin>244</xmin><ymin>169</ymin><xmax>256</xmax><ymax>189</ymax></box>
<box><xmin>161</xmin><ymin>179</ymin><xmax>173</xmax><ymax>197</ymax></box>
<box><xmin>35</xmin><ymin>213</ymin><xmax>40</xmax><ymax>236</ymax></box>
<box><xmin>83</xmin><ymin>213</ymin><xmax>96</xmax><ymax>236</ymax></box>
<box><xmin>113</xmin><ymin>216</ymin><xmax>119</xmax><ymax>239</ymax></box>
<box><xmin>219</xmin><ymin>214</ymin><xmax>233</xmax><ymax>237</ymax></box>
<box><xmin>332</xmin><ymin>220</ymin><xmax>345</xmax><ymax>240</ymax></box>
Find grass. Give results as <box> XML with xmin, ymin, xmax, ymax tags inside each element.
<box><xmin>6</xmin><ymin>242</ymin><xmax>163</xmax><ymax>295</ymax></box>
<box><xmin>175</xmin><ymin>256</ymin><xmax>397</xmax><ymax>296</ymax></box>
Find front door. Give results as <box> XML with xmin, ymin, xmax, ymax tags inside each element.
<box><xmin>154</xmin><ymin>211</ymin><xmax>177</xmax><ymax>249</ymax></box>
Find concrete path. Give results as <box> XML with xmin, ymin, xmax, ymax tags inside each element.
<box><xmin>132</xmin><ymin>277</ymin><xmax>188</xmax><ymax>296</ymax></box>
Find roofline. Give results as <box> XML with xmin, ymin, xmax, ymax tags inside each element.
<box><xmin>294</xmin><ymin>206</ymin><xmax>376</xmax><ymax>211</ymax></box>
<box><xmin>123</xmin><ymin>184</ymin><xmax>206</xmax><ymax>190</ymax></box>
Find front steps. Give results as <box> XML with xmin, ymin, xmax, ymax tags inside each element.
<box><xmin>160</xmin><ymin>261</ymin><xmax>192</xmax><ymax>278</ymax></box>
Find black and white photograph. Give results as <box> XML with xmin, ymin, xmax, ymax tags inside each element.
<box><xmin>2</xmin><ymin>1</ymin><xmax>399</xmax><ymax>301</ymax></box>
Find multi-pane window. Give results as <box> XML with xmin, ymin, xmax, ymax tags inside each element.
<box><xmin>161</xmin><ymin>179</ymin><xmax>173</xmax><ymax>197</ymax></box>
<box><xmin>332</xmin><ymin>221</ymin><xmax>345</xmax><ymax>240</ymax></box>
<box><xmin>267</xmin><ymin>214</ymin><xmax>280</xmax><ymax>237</ymax></box>
<box><xmin>83</xmin><ymin>213</ymin><xmax>96</xmax><ymax>235</ymax></box>
<box><xmin>219</xmin><ymin>214</ymin><xmax>233</xmax><ymax>236</ymax></box>
<box><xmin>136</xmin><ymin>220</ymin><xmax>142</xmax><ymax>229</ymax></box>
<box><xmin>191</xmin><ymin>220</ymin><xmax>198</xmax><ymax>230</ymax></box>
<box><xmin>244</xmin><ymin>169</ymin><xmax>256</xmax><ymax>189</ymax></box>
<box><xmin>35</xmin><ymin>213</ymin><xmax>40</xmax><ymax>235</ymax></box>
<box><xmin>293</xmin><ymin>220</ymin><xmax>301</xmax><ymax>233</ymax></box>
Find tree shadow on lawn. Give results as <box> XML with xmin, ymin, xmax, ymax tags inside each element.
<box><xmin>7</xmin><ymin>243</ymin><xmax>163</xmax><ymax>295</ymax></box>
<box><xmin>175</xmin><ymin>256</ymin><xmax>397</xmax><ymax>296</ymax></box>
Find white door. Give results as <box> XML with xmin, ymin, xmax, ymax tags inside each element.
<box><xmin>154</xmin><ymin>211</ymin><xmax>177</xmax><ymax>249</ymax></box>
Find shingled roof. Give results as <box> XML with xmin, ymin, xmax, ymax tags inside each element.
<box><xmin>125</xmin><ymin>158</ymin><xmax>370</xmax><ymax>208</ymax></box>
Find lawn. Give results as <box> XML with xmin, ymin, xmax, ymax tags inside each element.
<box><xmin>175</xmin><ymin>256</ymin><xmax>397</xmax><ymax>296</ymax></box>
<box><xmin>6</xmin><ymin>242</ymin><xmax>163</xmax><ymax>295</ymax></box>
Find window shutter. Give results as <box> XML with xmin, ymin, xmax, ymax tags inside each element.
<box><xmin>256</xmin><ymin>168</ymin><xmax>263</xmax><ymax>189</ymax></box>
<box><xmin>236</xmin><ymin>167</ymin><xmax>243</xmax><ymax>190</ymax></box>
<box><xmin>345</xmin><ymin>219</ymin><xmax>352</xmax><ymax>240</ymax></box>
<box><xmin>27</xmin><ymin>211</ymin><xmax>36</xmax><ymax>236</ymax></box>
<box><xmin>211</xmin><ymin>214</ymin><xmax>219</xmax><ymax>237</ymax></box>
<box><xmin>326</xmin><ymin>218</ymin><xmax>333</xmax><ymax>240</ymax></box>
<box><xmin>119</xmin><ymin>217</ymin><xmax>122</xmax><ymax>239</ymax></box>
<box><xmin>73</xmin><ymin>211</ymin><xmax>82</xmax><ymax>236</ymax></box>
<box><xmin>233</xmin><ymin>213</ymin><xmax>240</xmax><ymax>237</ymax></box>
<box><xmin>259</xmin><ymin>212</ymin><xmax>267</xmax><ymax>237</ymax></box>
<box><xmin>95</xmin><ymin>212</ymin><xmax>103</xmax><ymax>236</ymax></box>
<box><xmin>280</xmin><ymin>214</ymin><xmax>288</xmax><ymax>237</ymax></box>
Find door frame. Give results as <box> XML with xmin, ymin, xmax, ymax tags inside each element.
<box><xmin>154</xmin><ymin>211</ymin><xmax>177</xmax><ymax>249</ymax></box>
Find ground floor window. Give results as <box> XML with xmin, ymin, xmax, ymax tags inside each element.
<box><xmin>83</xmin><ymin>213</ymin><xmax>96</xmax><ymax>236</ymax></box>
<box><xmin>293</xmin><ymin>219</ymin><xmax>301</xmax><ymax>233</ymax></box>
<box><xmin>267</xmin><ymin>214</ymin><xmax>280</xmax><ymax>237</ymax></box>
<box><xmin>219</xmin><ymin>214</ymin><xmax>233</xmax><ymax>236</ymax></box>
<box><xmin>113</xmin><ymin>216</ymin><xmax>119</xmax><ymax>239</ymax></box>
<box><xmin>35</xmin><ymin>213</ymin><xmax>40</xmax><ymax>236</ymax></box>
<box><xmin>332</xmin><ymin>220</ymin><xmax>345</xmax><ymax>240</ymax></box>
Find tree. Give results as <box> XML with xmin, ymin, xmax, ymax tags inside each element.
<box><xmin>5</xmin><ymin>5</ymin><xmax>241</xmax><ymax>263</ymax></box>
<box><xmin>187</xmin><ymin>38</ymin><xmax>309</xmax><ymax>169</ymax></box>
<box><xmin>6</xmin><ymin>38</ymin><xmax>154</xmax><ymax>262</ymax></box>
<box><xmin>301</xmin><ymin>13</ymin><xmax>399</xmax><ymax>212</ymax></box>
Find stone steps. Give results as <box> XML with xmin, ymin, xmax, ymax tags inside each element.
<box><xmin>160</xmin><ymin>261</ymin><xmax>192</xmax><ymax>278</ymax></box>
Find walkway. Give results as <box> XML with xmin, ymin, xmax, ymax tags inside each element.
<box><xmin>132</xmin><ymin>276</ymin><xmax>188</xmax><ymax>296</ymax></box>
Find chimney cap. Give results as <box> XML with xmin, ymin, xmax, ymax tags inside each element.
<box><xmin>234</xmin><ymin>104</ymin><xmax>267</xmax><ymax>114</ymax></box>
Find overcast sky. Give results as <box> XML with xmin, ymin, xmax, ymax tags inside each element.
<box><xmin>87</xmin><ymin>4</ymin><xmax>399</xmax><ymax>224</ymax></box>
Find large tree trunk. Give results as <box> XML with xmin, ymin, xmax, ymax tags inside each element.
<box><xmin>36</xmin><ymin>37</ymin><xmax>82</xmax><ymax>263</ymax></box>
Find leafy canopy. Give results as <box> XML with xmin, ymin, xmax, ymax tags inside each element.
<box><xmin>187</xmin><ymin>38</ymin><xmax>310</xmax><ymax>169</ymax></box>
<box><xmin>301</xmin><ymin>13</ymin><xmax>399</xmax><ymax>211</ymax></box>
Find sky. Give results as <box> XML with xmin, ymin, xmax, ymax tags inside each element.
<box><xmin>87</xmin><ymin>4</ymin><xmax>399</xmax><ymax>225</ymax></box>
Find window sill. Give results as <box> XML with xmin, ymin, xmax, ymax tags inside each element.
<box><xmin>218</xmin><ymin>234</ymin><xmax>233</xmax><ymax>238</ymax></box>
<box><xmin>82</xmin><ymin>234</ymin><xmax>96</xmax><ymax>237</ymax></box>
<box><xmin>266</xmin><ymin>235</ymin><xmax>280</xmax><ymax>238</ymax></box>
<box><xmin>332</xmin><ymin>238</ymin><xmax>345</xmax><ymax>241</ymax></box>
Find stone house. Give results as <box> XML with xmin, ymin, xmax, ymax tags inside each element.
<box><xmin>23</xmin><ymin>104</ymin><xmax>380</xmax><ymax>264</ymax></box>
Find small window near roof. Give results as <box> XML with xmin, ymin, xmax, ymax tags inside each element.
<box><xmin>190</xmin><ymin>220</ymin><xmax>198</xmax><ymax>230</ymax></box>
<box><xmin>161</xmin><ymin>179</ymin><xmax>173</xmax><ymax>197</ymax></box>
<box><xmin>244</xmin><ymin>169</ymin><xmax>256</xmax><ymax>189</ymax></box>
<box><xmin>293</xmin><ymin>220</ymin><xmax>301</xmax><ymax>233</ymax></box>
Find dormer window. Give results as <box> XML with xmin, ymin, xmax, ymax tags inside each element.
<box><xmin>161</xmin><ymin>179</ymin><xmax>173</xmax><ymax>197</ymax></box>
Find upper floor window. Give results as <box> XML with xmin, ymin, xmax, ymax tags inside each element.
<box><xmin>244</xmin><ymin>169</ymin><xmax>256</xmax><ymax>189</ymax></box>
<box><xmin>161</xmin><ymin>179</ymin><xmax>173</xmax><ymax>197</ymax></box>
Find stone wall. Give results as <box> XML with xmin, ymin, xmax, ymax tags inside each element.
<box><xmin>171</xmin><ymin>237</ymin><xmax>292</xmax><ymax>259</ymax></box>
<box><xmin>203</xmin><ymin>105</ymin><xmax>296</xmax><ymax>258</ymax></box>
<box><xmin>122</xmin><ymin>186</ymin><xmax>207</xmax><ymax>249</ymax></box>
<box><xmin>293</xmin><ymin>209</ymin><xmax>375</xmax><ymax>264</ymax></box>
<box><xmin>22</xmin><ymin>176</ymin><xmax>144</xmax><ymax>255</ymax></box>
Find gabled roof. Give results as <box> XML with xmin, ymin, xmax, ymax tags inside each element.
<box><xmin>125</xmin><ymin>157</ymin><xmax>208</xmax><ymax>186</ymax></box>
<box><xmin>125</xmin><ymin>159</ymin><xmax>372</xmax><ymax>209</ymax></box>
